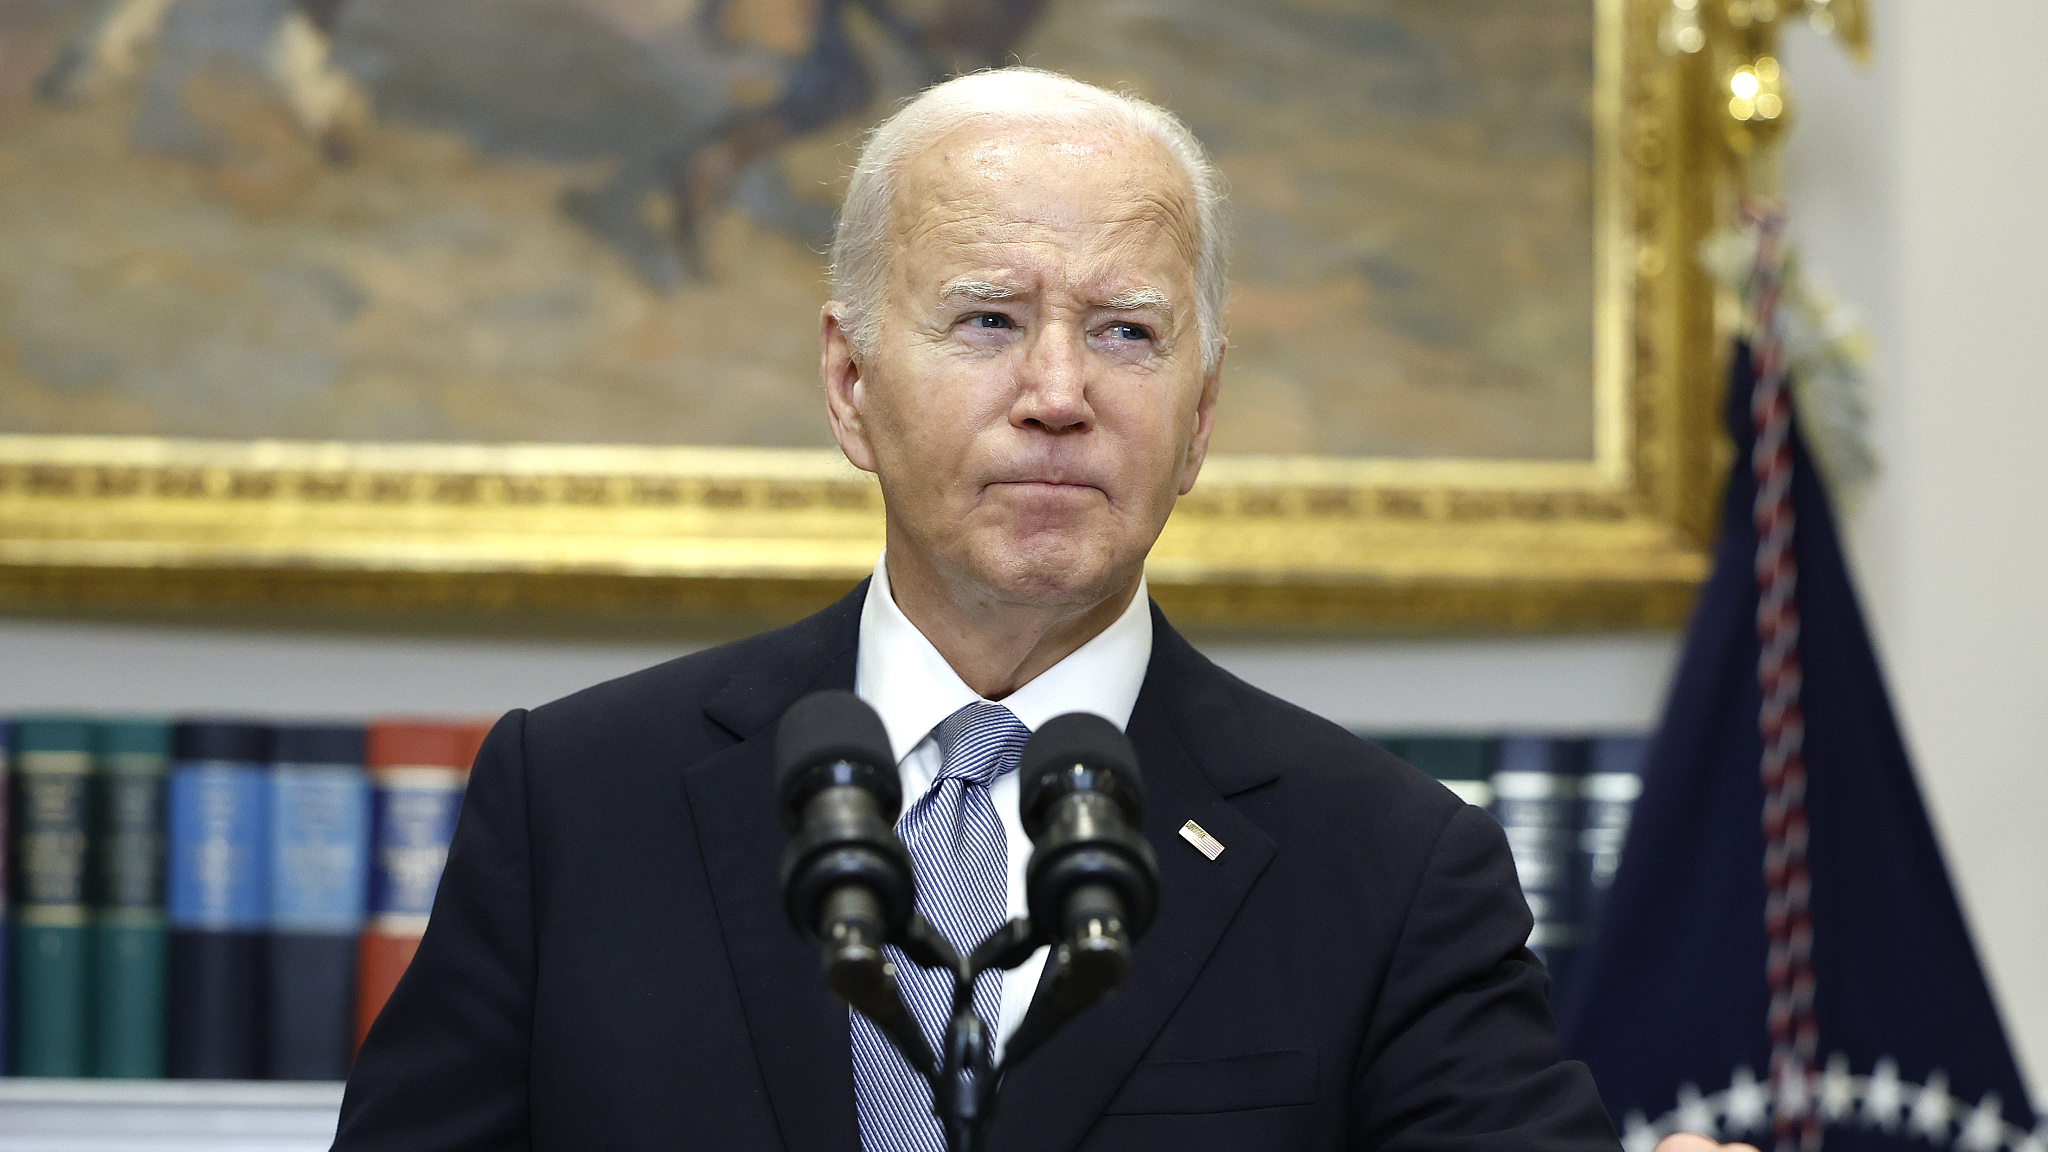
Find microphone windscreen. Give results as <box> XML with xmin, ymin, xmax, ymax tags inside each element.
<box><xmin>775</xmin><ymin>690</ymin><xmax>899</xmax><ymax>814</ymax></box>
<box><xmin>1018</xmin><ymin>712</ymin><xmax>1143</xmax><ymax>819</ymax></box>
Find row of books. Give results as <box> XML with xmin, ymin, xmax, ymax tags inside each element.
<box><xmin>1</xmin><ymin>717</ymin><xmax>489</xmax><ymax>1081</ymax></box>
<box><xmin>1362</xmin><ymin>732</ymin><xmax>1651</xmax><ymax>989</ymax></box>
<box><xmin>0</xmin><ymin>716</ymin><xmax>1646</xmax><ymax>1082</ymax></box>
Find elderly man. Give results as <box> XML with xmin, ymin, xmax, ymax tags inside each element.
<box><xmin>335</xmin><ymin>69</ymin><xmax>1711</xmax><ymax>1152</ymax></box>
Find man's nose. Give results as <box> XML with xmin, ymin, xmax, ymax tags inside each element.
<box><xmin>1011</xmin><ymin>323</ymin><xmax>1093</xmax><ymax>433</ymax></box>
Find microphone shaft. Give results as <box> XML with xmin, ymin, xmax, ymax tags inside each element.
<box><xmin>821</xmin><ymin>886</ymin><xmax>938</xmax><ymax>1077</ymax></box>
<box><xmin>1058</xmin><ymin>883</ymin><xmax>1132</xmax><ymax>991</ymax></box>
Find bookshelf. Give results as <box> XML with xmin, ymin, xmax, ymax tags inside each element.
<box><xmin>1</xmin><ymin>720</ymin><xmax>1650</xmax><ymax>1140</ymax></box>
<box><xmin>0</xmin><ymin>1079</ymin><xmax>342</xmax><ymax>1152</ymax></box>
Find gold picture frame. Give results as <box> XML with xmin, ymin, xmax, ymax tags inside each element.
<box><xmin>0</xmin><ymin>0</ymin><xmax>1737</xmax><ymax>633</ymax></box>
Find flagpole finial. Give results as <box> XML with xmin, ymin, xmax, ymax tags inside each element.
<box><xmin>1659</xmin><ymin>0</ymin><xmax>1872</xmax><ymax>199</ymax></box>
<box><xmin>1663</xmin><ymin>0</ymin><xmax>1882</xmax><ymax>507</ymax></box>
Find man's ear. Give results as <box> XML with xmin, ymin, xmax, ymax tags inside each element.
<box><xmin>821</xmin><ymin>303</ymin><xmax>879</xmax><ymax>474</ymax></box>
<box><xmin>1177</xmin><ymin>345</ymin><xmax>1225</xmax><ymax>496</ymax></box>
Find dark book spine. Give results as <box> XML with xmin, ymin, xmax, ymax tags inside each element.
<box><xmin>1491</xmin><ymin>735</ymin><xmax>1588</xmax><ymax>987</ymax></box>
<box><xmin>268</xmin><ymin>935</ymin><xmax>359</xmax><ymax>1079</ymax></box>
<box><xmin>167</xmin><ymin>726</ymin><xmax>272</xmax><ymax>1079</ymax></box>
<box><xmin>10</xmin><ymin>721</ymin><xmax>96</xmax><ymax>1076</ymax></box>
<box><xmin>355</xmin><ymin>721</ymin><xmax>484</xmax><ymax>1050</ymax></box>
<box><xmin>92</xmin><ymin>723</ymin><xmax>171</xmax><ymax>1078</ymax></box>
<box><xmin>1575</xmin><ymin>735</ymin><xmax>1648</xmax><ymax>948</ymax></box>
<box><xmin>266</xmin><ymin>735</ymin><xmax>370</xmax><ymax>1081</ymax></box>
<box><xmin>358</xmin><ymin>764</ymin><xmax>465</xmax><ymax>1049</ymax></box>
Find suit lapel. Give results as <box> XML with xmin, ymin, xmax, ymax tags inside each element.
<box><xmin>682</xmin><ymin>587</ymin><xmax>864</xmax><ymax>1152</ymax></box>
<box><xmin>990</xmin><ymin>609</ymin><xmax>1281</xmax><ymax>1152</ymax></box>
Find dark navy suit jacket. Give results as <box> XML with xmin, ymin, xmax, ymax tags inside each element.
<box><xmin>334</xmin><ymin>583</ymin><xmax>1620</xmax><ymax>1152</ymax></box>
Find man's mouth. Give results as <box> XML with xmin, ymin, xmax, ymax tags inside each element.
<box><xmin>987</xmin><ymin>479</ymin><xmax>1103</xmax><ymax>495</ymax></box>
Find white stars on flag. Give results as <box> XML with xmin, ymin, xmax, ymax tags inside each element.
<box><xmin>1726</xmin><ymin>1066</ymin><xmax>1771</xmax><ymax>1135</ymax></box>
<box><xmin>1961</xmin><ymin>1095</ymin><xmax>2011</xmax><ymax>1152</ymax></box>
<box><xmin>1865</xmin><ymin>1057</ymin><xmax>1905</xmax><ymax>1132</ymax></box>
<box><xmin>1909</xmin><ymin>1070</ymin><xmax>1956</xmax><ymax>1143</ymax></box>
<box><xmin>1626</xmin><ymin>1057</ymin><xmax>2034</xmax><ymax>1152</ymax></box>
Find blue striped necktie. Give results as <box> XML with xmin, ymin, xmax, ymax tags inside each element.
<box><xmin>851</xmin><ymin>701</ymin><xmax>1028</xmax><ymax>1152</ymax></box>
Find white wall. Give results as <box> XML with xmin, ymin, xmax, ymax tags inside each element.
<box><xmin>0</xmin><ymin>616</ymin><xmax>1681</xmax><ymax>733</ymax></box>
<box><xmin>1</xmin><ymin>0</ymin><xmax>2042</xmax><ymax>1103</ymax></box>
<box><xmin>1782</xmin><ymin>0</ymin><xmax>2048</xmax><ymax>1101</ymax></box>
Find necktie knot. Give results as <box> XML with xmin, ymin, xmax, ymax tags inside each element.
<box><xmin>933</xmin><ymin>701</ymin><xmax>1029</xmax><ymax>788</ymax></box>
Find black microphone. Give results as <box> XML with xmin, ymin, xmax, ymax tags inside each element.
<box><xmin>1017</xmin><ymin>713</ymin><xmax>1159</xmax><ymax>1018</ymax></box>
<box><xmin>775</xmin><ymin>690</ymin><xmax>937</xmax><ymax>1072</ymax></box>
<box><xmin>776</xmin><ymin>689</ymin><xmax>912</xmax><ymax>950</ymax></box>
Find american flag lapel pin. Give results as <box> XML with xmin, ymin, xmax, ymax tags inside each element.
<box><xmin>1178</xmin><ymin>819</ymin><xmax>1225</xmax><ymax>861</ymax></box>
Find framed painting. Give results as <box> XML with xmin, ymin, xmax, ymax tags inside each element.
<box><xmin>0</xmin><ymin>0</ymin><xmax>1733</xmax><ymax>630</ymax></box>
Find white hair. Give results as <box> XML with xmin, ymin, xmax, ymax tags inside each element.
<box><xmin>828</xmin><ymin>68</ymin><xmax>1228</xmax><ymax>372</ymax></box>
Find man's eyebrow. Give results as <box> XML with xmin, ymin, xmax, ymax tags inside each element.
<box><xmin>1099</xmin><ymin>286</ymin><xmax>1172</xmax><ymax>311</ymax></box>
<box><xmin>938</xmin><ymin>278</ymin><xmax>1018</xmax><ymax>301</ymax></box>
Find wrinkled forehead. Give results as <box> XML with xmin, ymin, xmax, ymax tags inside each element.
<box><xmin>885</xmin><ymin>121</ymin><xmax>1201</xmax><ymax>283</ymax></box>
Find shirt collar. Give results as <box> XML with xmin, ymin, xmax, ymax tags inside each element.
<box><xmin>854</xmin><ymin>551</ymin><xmax>1154</xmax><ymax>765</ymax></box>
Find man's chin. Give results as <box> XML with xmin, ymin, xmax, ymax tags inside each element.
<box><xmin>965</xmin><ymin>534</ymin><xmax>1132</xmax><ymax>610</ymax></box>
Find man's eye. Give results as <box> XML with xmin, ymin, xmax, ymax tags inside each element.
<box><xmin>1107</xmin><ymin>323</ymin><xmax>1152</xmax><ymax>341</ymax></box>
<box><xmin>970</xmin><ymin>313</ymin><xmax>1013</xmax><ymax>329</ymax></box>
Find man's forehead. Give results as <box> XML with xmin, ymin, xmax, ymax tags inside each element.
<box><xmin>892</xmin><ymin>123</ymin><xmax>1194</xmax><ymax>233</ymax></box>
<box><xmin>942</xmin><ymin>130</ymin><xmax>1119</xmax><ymax>169</ymax></box>
<box><xmin>888</xmin><ymin>122</ymin><xmax>1199</xmax><ymax>291</ymax></box>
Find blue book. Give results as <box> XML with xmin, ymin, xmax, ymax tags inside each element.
<box><xmin>167</xmin><ymin>722</ymin><xmax>272</xmax><ymax>1079</ymax></box>
<box><xmin>266</xmin><ymin>725</ymin><xmax>369</xmax><ymax>1080</ymax></box>
<box><xmin>1574</xmin><ymin>734</ymin><xmax>1647</xmax><ymax>950</ymax></box>
<box><xmin>1491</xmin><ymin>734</ymin><xmax>1588</xmax><ymax>987</ymax></box>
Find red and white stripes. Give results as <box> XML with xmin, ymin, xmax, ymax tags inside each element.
<box><xmin>1747</xmin><ymin>206</ymin><xmax>1821</xmax><ymax>1152</ymax></box>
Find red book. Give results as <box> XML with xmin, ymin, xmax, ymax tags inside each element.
<box><xmin>355</xmin><ymin>720</ymin><xmax>489</xmax><ymax>1051</ymax></box>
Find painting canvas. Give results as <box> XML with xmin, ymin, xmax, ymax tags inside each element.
<box><xmin>0</xmin><ymin>0</ymin><xmax>1594</xmax><ymax>462</ymax></box>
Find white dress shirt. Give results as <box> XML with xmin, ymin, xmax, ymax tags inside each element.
<box><xmin>854</xmin><ymin>551</ymin><xmax>1153</xmax><ymax>1063</ymax></box>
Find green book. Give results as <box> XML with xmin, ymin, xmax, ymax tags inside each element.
<box><xmin>93</xmin><ymin>720</ymin><xmax>172</xmax><ymax>1078</ymax></box>
<box><xmin>11</xmin><ymin>718</ymin><xmax>96</xmax><ymax>1076</ymax></box>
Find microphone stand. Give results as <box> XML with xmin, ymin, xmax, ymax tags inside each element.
<box><xmin>839</xmin><ymin>914</ymin><xmax>1118</xmax><ymax>1152</ymax></box>
<box><xmin>779</xmin><ymin>702</ymin><xmax>1152</xmax><ymax>1152</ymax></box>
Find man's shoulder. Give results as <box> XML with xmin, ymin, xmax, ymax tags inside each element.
<box><xmin>520</xmin><ymin>584</ymin><xmax>865</xmax><ymax>756</ymax></box>
<box><xmin>1152</xmin><ymin>620</ymin><xmax>1465</xmax><ymax>825</ymax></box>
